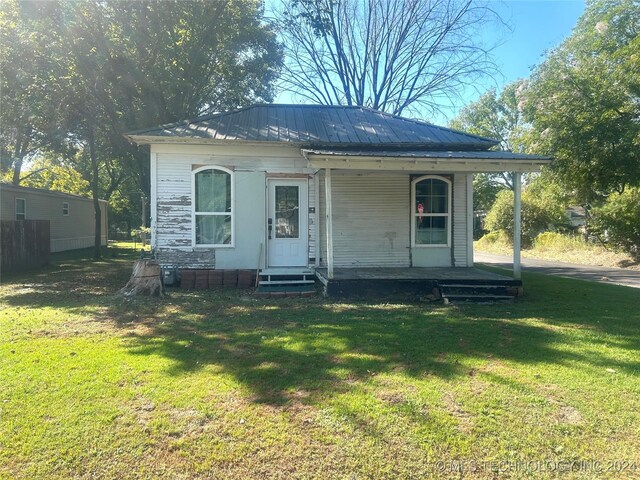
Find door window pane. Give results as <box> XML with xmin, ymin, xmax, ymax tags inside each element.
<box><xmin>275</xmin><ymin>185</ymin><xmax>299</xmax><ymax>238</ymax></box>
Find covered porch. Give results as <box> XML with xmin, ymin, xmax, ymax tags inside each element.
<box><xmin>303</xmin><ymin>148</ymin><xmax>552</xmax><ymax>288</ymax></box>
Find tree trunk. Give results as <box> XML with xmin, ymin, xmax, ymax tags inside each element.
<box><xmin>88</xmin><ymin>128</ymin><xmax>102</xmax><ymax>260</ymax></box>
<box><xmin>119</xmin><ymin>260</ymin><xmax>164</xmax><ymax>297</ymax></box>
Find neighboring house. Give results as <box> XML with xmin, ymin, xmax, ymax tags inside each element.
<box><xmin>566</xmin><ymin>206</ymin><xmax>587</xmax><ymax>231</ymax></box>
<box><xmin>0</xmin><ymin>183</ymin><xmax>108</xmax><ymax>252</ymax></box>
<box><xmin>126</xmin><ymin>104</ymin><xmax>549</xmax><ymax>294</ymax></box>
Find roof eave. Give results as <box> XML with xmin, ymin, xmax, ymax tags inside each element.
<box><xmin>125</xmin><ymin>134</ymin><xmax>495</xmax><ymax>151</ymax></box>
<box><xmin>302</xmin><ymin>151</ymin><xmax>552</xmax><ymax>173</ymax></box>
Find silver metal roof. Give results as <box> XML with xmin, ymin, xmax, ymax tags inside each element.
<box><xmin>126</xmin><ymin>104</ymin><xmax>498</xmax><ymax>149</ymax></box>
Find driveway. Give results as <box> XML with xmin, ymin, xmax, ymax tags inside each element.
<box><xmin>475</xmin><ymin>252</ymin><xmax>640</xmax><ymax>289</ymax></box>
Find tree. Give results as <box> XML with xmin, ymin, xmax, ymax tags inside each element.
<box><xmin>10</xmin><ymin>154</ymin><xmax>90</xmax><ymax>196</ymax></box>
<box><xmin>0</xmin><ymin>0</ymin><xmax>66</xmax><ymax>184</ymax></box>
<box><xmin>525</xmin><ymin>0</ymin><xmax>640</xmax><ymax>203</ymax></box>
<box><xmin>590</xmin><ymin>188</ymin><xmax>640</xmax><ymax>260</ymax></box>
<box><xmin>484</xmin><ymin>179</ymin><xmax>571</xmax><ymax>248</ymax></box>
<box><xmin>2</xmin><ymin>0</ymin><xmax>283</xmax><ymax>259</ymax></box>
<box><xmin>276</xmin><ymin>0</ymin><xmax>502</xmax><ymax>116</ymax></box>
<box><xmin>450</xmin><ymin>80</ymin><xmax>532</xmax><ymax>212</ymax></box>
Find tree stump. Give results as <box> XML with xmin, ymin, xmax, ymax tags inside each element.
<box><xmin>119</xmin><ymin>260</ymin><xmax>164</xmax><ymax>297</ymax></box>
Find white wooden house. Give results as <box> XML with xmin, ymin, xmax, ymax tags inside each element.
<box><xmin>127</xmin><ymin>105</ymin><xmax>549</xmax><ymax>298</ymax></box>
<box><xmin>0</xmin><ymin>183</ymin><xmax>108</xmax><ymax>252</ymax></box>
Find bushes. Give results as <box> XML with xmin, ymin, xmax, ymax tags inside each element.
<box><xmin>590</xmin><ymin>188</ymin><xmax>640</xmax><ymax>260</ymax></box>
<box><xmin>484</xmin><ymin>189</ymin><xmax>570</xmax><ymax>248</ymax></box>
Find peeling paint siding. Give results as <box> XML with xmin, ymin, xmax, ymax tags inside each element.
<box><xmin>453</xmin><ymin>174</ymin><xmax>469</xmax><ymax>266</ymax></box>
<box><xmin>156</xmin><ymin>159</ymin><xmax>192</xmax><ymax>252</ymax></box>
<box><xmin>152</xmin><ymin>147</ymin><xmax>314</xmax><ymax>269</ymax></box>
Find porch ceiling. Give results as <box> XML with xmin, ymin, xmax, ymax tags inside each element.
<box><xmin>302</xmin><ymin>149</ymin><xmax>551</xmax><ymax>173</ymax></box>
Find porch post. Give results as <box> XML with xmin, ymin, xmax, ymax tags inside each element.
<box><xmin>513</xmin><ymin>172</ymin><xmax>522</xmax><ymax>280</ymax></box>
<box><xmin>325</xmin><ymin>168</ymin><xmax>334</xmax><ymax>279</ymax></box>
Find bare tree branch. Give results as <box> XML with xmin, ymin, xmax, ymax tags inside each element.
<box><xmin>276</xmin><ymin>0</ymin><xmax>502</xmax><ymax>117</ymax></box>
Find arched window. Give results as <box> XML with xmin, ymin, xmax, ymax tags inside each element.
<box><xmin>193</xmin><ymin>166</ymin><xmax>233</xmax><ymax>246</ymax></box>
<box><xmin>411</xmin><ymin>175</ymin><xmax>451</xmax><ymax>246</ymax></box>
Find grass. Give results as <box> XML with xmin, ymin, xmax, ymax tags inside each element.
<box><xmin>1</xmin><ymin>244</ymin><xmax>640</xmax><ymax>479</ymax></box>
<box><xmin>475</xmin><ymin>231</ymin><xmax>639</xmax><ymax>270</ymax></box>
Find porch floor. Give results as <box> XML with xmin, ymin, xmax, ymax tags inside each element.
<box><xmin>315</xmin><ymin>267</ymin><xmax>515</xmax><ymax>283</ymax></box>
<box><xmin>315</xmin><ymin>267</ymin><xmax>521</xmax><ymax>300</ymax></box>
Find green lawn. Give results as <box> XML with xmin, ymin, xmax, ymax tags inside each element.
<box><xmin>1</xmin><ymin>246</ymin><xmax>639</xmax><ymax>479</ymax></box>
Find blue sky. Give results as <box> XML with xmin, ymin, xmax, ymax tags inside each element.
<box><xmin>273</xmin><ymin>0</ymin><xmax>586</xmax><ymax>124</ymax></box>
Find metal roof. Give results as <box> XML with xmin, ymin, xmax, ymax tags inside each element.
<box><xmin>301</xmin><ymin>149</ymin><xmax>551</xmax><ymax>162</ymax></box>
<box><xmin>0</xmin><ymin>182</ymin><xmax>101</xmax><ymax>201</ymax></box>
<box><xmin>126</xmin><ymin>104</ymin><xmax>498</xmax><ymax>149</ymax></box>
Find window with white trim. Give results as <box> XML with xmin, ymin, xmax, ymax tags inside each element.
<box><xmin>15</xmin><ymin>198</ymin><xmax>26</xmax><ymax>220</ymax></box>
<box><xmin>412</xmin><ymin>176</ymin><xmax>451</xmax><ymax>246</ymax></box>
<box><xmin>63</xmin><ymin>202</ymin><xmax>69</xmax><ymax>216</ymax></box>
<box><xmin>193</xmin><ymin>167</ymin><xmax>233</xmax><ymax>246</ymax></box>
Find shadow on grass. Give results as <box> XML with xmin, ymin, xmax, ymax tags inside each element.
<box><xmin>3</xmin><ymin>257</ymin><xmax>640</xmax><ymax>405</ymax></box>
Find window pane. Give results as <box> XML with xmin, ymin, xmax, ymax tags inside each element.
<box><xmin>275</xmin><ymin>185</ymin><xmax>299</xmax><ymax>238</ymax></box>
<box><xmin>415</xmin><ymin>216</ymin><xmax>447</xmax><ymax>245</ymax></box>
<box><xmin>415</xmin><ymin>178</ymin><xmax>448</xmax><ymax>214</ymax></box>
<box><xmin>16</xmin><ymin>199</ymin><xmax>25</xmax><ymax>220</ymax></box>
<box><xmin>195</xmin><ymin>170</ymin><xmax>231</xmax><ymax>213</ymax></box>
<box><xmin>195</xmin><ymin>215</ymin><xmax>231</xmax><ymax>245</ymax></box>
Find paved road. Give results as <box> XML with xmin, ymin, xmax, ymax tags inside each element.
<box><xmin>475</xmin><ymin>252</ymin><xmax>640</xmax><ymax>289</ymax></box>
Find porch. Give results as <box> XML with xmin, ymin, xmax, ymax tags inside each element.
<box><xmin>315</xmin><ymin>267</ymin><xmax>522</xmax><ymax>302</ymax></box>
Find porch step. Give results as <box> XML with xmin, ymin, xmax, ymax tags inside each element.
<box><xmin>439</xmin><ymin>282</ymin><xmax>520</xmax><ymax>304</ymax></box>
<box><xmin>257</xmin><ymin>268</ymin><xmax>317</xmax><ymax>289</ymax></box>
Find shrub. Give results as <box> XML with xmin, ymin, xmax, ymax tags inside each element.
<box><xmin>590</xmin><ymin>188</ymin><xmax>640</xmax><ymax>260</ymax></box>
<box><xmin>484</xmin><ymin>189</ymin><xmax>570</xmax><ymax>248</ymax></box>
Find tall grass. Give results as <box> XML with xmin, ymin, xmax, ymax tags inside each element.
<box><xmin>475</xmin><ymin>231</ymin><xmax>638</xmax><ymax>269</ymax></box>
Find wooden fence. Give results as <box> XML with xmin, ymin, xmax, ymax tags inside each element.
<box><xmin>1</xmin><ymin>220</ymin><xmax>50</xmax><ymax>274</ymax></box>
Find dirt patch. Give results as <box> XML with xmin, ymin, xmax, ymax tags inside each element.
<box><xmin>442</xmin><ymin>391</ymin><xmax>472</xmax><ymax>433</ymax></box>
<box><xmin>376</xmin><ymin>390</ymin><xmax>407</xmax><ymax>405</ymax></box>
<box><xmin>556</xmin><ymin>405</ymin><xmax>583</xmax><ymax>425</ymax></box>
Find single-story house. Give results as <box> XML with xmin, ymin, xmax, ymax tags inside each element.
<box><xmin>126</xmin><ymin>104</ymin><xmax>549</xmax><ymax>298</ymax></box>
<box><xmin>0</xmin><ymin>183</ymin><xmax>108</xmax><ymax>252</ymax></box>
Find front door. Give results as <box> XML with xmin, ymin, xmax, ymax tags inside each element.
<box><xmin>267</xmin><ymin>179</ymin><xmax>308</xmax><ymax>267</ymax></box>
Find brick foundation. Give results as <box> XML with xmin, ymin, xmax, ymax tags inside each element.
<box><xmin>179</xmin><ymin>269</ymin><xmax>256</xmax><ymax>290</ymax></box>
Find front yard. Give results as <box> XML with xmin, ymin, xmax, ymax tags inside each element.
<box><xmin>1</xmin><ymin>246</ymin><xmax>639</xmax><ymax>479</ymax></box>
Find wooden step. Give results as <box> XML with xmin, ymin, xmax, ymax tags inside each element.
<box><xmin>257</xmin><ymin>268</ymin><xmax>317</xmax><ymax>288</ymax></box>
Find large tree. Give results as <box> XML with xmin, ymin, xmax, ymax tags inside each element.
<box><xmin>0</xmin><ymin>0</ymin><xmax>66</xmax><ymax>184</ymax></box>
<box><xmin>525</xmin><ymin>0</ymin><xmax>640</xmax><ymax>203</ymax></box>
<box><xmin>276</xmin><ymin>0</ymin><xmax>502</xmax><ymax>116</ymax></box>
<box><xmin>2</xmin><ymin>0</ymin><xmax>282</xmax><ymax>258</ymax></box>
<box><xmin>449</xmin><ymin>80</ymin><xmax>530</xmax><ymax>210</ymax></box>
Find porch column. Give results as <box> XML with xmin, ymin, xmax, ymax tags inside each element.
<box><xmin>513</xmin><ymin>172</ymin><xmax>522</xmax><ymax>280</ymax></box>
<box><xmin>325</xmin><ymin>168</ymin><xmax>334</xmax><ymax>279</ymax></box>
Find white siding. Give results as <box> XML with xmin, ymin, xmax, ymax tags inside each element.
<box><xmin>152</xmin><ymin>145</ymin><xmax>316</xmax><ymax>269</ymax></box>
<box><xmin>453</xmin><ymin>174</ymin><xmax>470</xmax><ymax>267</ymax></box>
<box><xmin>319</xmin><ymin>172</ymin><xmax>410</xmax><ymax>268</ymax></box>
<box><xmin>308</xmin><ymin>176</ymin><xmax>316</xmax><ymax>263</ymax></box>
